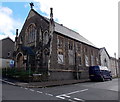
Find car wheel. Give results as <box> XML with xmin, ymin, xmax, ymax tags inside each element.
<box><xmin>101</xmin><ymin>76</ymin><xmax>105</xmax><ymax>82</ymax></box>
<box><xmin>110</xmin><ymin>78</ymin><xmax>112</xmax><ymax>81</ymax></box>
<box><xmin>90</xmin><ymin>79</ymin><xmax>94</xmax><ymax>82</ymax></box>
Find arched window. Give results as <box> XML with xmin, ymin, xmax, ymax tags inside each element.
<box><xmin>43</xmin><ymin>30</ymin><xmax>49</xmax><ymax>45</ymax></box>
<box><xmin>25</xmin><ymin>23</ymin><xmax>37</xmax><ymax>44</ymax></box>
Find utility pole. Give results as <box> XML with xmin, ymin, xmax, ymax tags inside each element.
<box><xmin>118</xmin><ymin>58</ymin><xmax>120</xmax><ymax>77</ymax></box>
<box><xmin>114</xmin><ymin>53</ymin><xmax>118</xmax><ymax>77</ymax></box>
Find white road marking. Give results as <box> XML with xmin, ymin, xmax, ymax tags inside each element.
<box><xmin>45</xmin><ymin>93</ymin><xmax>48</xmax><ymax>95</ymax></box>
<box><xmin>66</xmin><ymin>89</ymin><xmax>88</xmax><ymax>95</ymax></box>
<box><xmin>47</xmin><ymin>93</ymin><xmax>53</xmax><ymax>96</ymax></box>
<box><xmin>68</xmin><ymin>99</ymin><xmax>77</xmax><ymax>102</ymax></box>
<box><xmin>24</xmin><ymin>88</ymin><xmax>28</xmax><ymax>90</ymax></box>
<box><xmin>29</xmin><ymin>89</ymin><xmax>35</xmax><ymax>92</ymax></box>
<box><xmin>62</xmin><ymin>94</ymin><xmax>70</xmax><ymax>98</ymax></box>
<box><xmin>56</xmin><ymin>89</ymin><xmax>87</xmax><ymax>102</ymax></box>
<box><xmin>74</xmin><ymin>98</ymin><xmax>85</xmax><ymax>101</ymax></box>
<box><xmin>56</xmin><ymin>95</ymin><xmax>65</xmax><ymax>99</ymax></box>
<box><xmin>0</xmin><ymin>79</ymin><xmax>15</xmax><ymax>86</ymax></box>
<box><xmin>36</xmin><ymin>91</ymin><xmax>43</xmax><ymax>94</ymax></box>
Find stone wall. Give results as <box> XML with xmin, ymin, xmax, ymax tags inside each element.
<box><xmin>50</xmin><ymin>32</ymin><xmax>100</xmax><ymax>80</ymax></box>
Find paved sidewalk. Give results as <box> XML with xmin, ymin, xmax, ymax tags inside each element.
<box><xmin>2</xmin><ymin>78</ymin><xmax>90</xmax><ymax>88</ymax></box>
<box><xmin>19</xmin><ymin>79</ymin><xmax>90</xmax><ymax>88</ymax></box>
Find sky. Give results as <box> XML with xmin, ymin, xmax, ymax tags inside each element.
<box><xmin>0</xmin><ymin>0</ymin><xmax>119</xmax><ymax>58</ymax></box>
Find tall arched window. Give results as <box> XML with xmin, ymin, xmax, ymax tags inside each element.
<box><xmin>25</xmin><ymin>23</ymin><xmax>37</xmax><ymax>44</ymax></box>
<box><xmin>43</xmin><ymin>30</ymin><xmax>49</xmax><ymax>45</ymax></box>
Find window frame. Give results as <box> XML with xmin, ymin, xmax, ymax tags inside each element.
<box><xmin>57</xmin><ymin>35</ymin><xmax>65</xmax><ymax>64</ymax></box>
<box><xmin>25</xmin><ymin>23</ymin><xmax>37</xmax><ymax>45</ymax></box>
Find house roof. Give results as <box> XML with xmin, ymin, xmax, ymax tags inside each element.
<box><xmin>100</xmin><ymin>47</ymin><xmax>110</xmax><ymax>58</ymax></box>
<box><xmin>0</xmin><ymin>37</ymin><xmax>14</xmax><ymax>43</ymax></box>
<box><xmin>54</xmin><ymin>23</ymin><xmax>96</xmax><ymax>47</ymax></box>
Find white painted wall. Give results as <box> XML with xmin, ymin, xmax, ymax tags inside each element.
<box><xmin>100</xmin><ymin>48</ymin><xmax>118</xmax><ymax>77</ymax></box>
<box><xmin>0</xmin><ymin>58</ymin><xmax>11</xmax><ymax>68</ymax></box>
<box><xmin>100</xmin><ymin>49</ymin><xmax>110</xmax><ymax>70</ymax></box>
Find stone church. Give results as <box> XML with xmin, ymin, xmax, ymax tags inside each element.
<box><xmin>14</xmin><ymin>3</ymin><xmax>100</xmax><ymax>80</ymax></box>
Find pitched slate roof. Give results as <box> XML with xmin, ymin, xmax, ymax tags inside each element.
<box><xmin>54</xmin><ymin>23</ymin><xmax>96</xmax><ymax>47</ymax></box>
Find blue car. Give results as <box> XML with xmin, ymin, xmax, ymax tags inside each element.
<box><xmin>89</xmin><ymin>66</ymin><xmax>112</xmax><ymax>81</ymax></box>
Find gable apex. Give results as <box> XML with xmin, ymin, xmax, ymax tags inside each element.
<box><xmin>100</xmin><ymin>47</ymin><xmax>110</xmax><ymax>58</ymax></box>
<box><xmin>26</xmin><ymin>9</ymin><xmax>36</xmax><ymax>20</ymax></box>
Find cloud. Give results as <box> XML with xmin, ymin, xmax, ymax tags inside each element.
<box><xmin>0</xmin><ymin>6</ymin><xmax>22</xmax><ymax>41</ymax></box>
<box><xmin>33</xmin><ymin>0</ymin><xmax>118</xmax><ymax>57</ymax></box>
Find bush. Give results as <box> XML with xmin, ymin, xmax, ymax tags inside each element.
<box><xmin>2</xmin><ymin>67</ymin><xmax>48</xmax><ymax>82</ymax></box>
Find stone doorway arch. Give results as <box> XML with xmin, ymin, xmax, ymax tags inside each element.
<box><xmin>16</xmin><ymin>52</ymin><xmax>23</xmax><ymax>69</ymax></box>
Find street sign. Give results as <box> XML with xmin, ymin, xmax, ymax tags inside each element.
<box><xmin>9</xmin><ymin>60</ymin><xmax>14</xmax><ymax>68</ymax></box>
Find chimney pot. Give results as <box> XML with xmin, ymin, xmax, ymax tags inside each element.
<box><xmin>50</xmin><ymin>8</ymin><xmax>53</xmax><ymax>19</ymax></box>
<box><xmin>16</xmin><ymin>29</ymin><xmax>18</xmax><ymax>36</ymax></box>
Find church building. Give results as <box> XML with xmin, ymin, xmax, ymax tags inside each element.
<box><xmin>14</xmin><ymin>3</ymin><xmax>100</xmax><ymax>80</ymax></box>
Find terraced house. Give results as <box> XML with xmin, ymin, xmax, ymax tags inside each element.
<box><xmin>14</xmin><ymin>4</ymin><xmax>100</xmax><ymax>81</ymax></box>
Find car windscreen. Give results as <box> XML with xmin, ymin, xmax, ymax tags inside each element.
<box><xmin>89</xmin><ymin>66</ymin><xmax>99</xmax><ymax>71</ymax></box>
<box><xmin>89</xmin><ymin>66</ymin><xmax>100</xmax><ymax>74</ymax></box>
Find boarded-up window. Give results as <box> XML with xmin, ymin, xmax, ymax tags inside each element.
<box><xmin>68</xmin><ymin>40</ymin><xmax>74</xmax><ymax>65</ymax></box>
<box><xmin>91</xmin><ymin>50</ymin><xmax>94</xmax><ymax>66</ymax></box>
<box><xmin>91</xmin><ymin>55</ymin><xmax>94</xmax><ymax>66</ymax></box>
<box><xmin>85</xmin><ymin>55</ymin><xmax>89</xmax><ymax>66</ymax></box>
<box><xmin>57</xmin><ymin>36</ymin><xmax>64</xmax><ymax>64</ymax></box>
<box><xmin>58</xmin><ymin>51</ymin><xmax>64</xmax><ymax>64</ymax></box>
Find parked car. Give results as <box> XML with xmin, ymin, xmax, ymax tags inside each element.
<box><xmin>89</xmin><ymin>66</ymin><xmax>112</xmax><ymax>81</ymax></box>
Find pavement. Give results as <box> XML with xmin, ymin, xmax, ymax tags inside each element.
<box><xmin>1</xmin><ymin>77</ymin><xmax>90</xmax><ymax>88</ymax></box>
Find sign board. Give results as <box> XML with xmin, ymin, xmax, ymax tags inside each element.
<box><xmin>9</xmin><ymin>60</ymin><xmax>14</xmax><ymax>68</ymax></box>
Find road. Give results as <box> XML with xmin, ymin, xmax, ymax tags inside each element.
<box><xmin>1</xmin><ymin>78</ymin><xmax>119</xmax><ymax>102</ymax></box>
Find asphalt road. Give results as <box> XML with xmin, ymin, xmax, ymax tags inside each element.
<box><xmin>1</xmin><ymin>78</ymin><xmax>119</xmax><ymax>102</ymax></box>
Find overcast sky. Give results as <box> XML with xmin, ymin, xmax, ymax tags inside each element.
<box><xmin>0</xmin><ymin>0</ymin><xmax>119</xmax><ymax>58</ymax></box>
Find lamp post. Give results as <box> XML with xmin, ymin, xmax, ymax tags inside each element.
<box><xmin>114</xmin><ymin>53</ymin><xmax>118</xmax><ymax>77</ymax></box>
